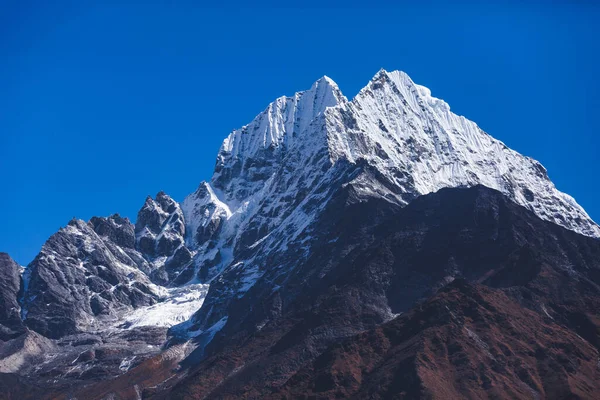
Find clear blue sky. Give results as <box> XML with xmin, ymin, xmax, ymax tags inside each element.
<box><xmin>1</xmin><ymin>1</ymin><xmax>599</xmax><ymax>265</ymax></box>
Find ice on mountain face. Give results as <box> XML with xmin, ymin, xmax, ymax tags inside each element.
<box><xmin>182</xmin><ymin>182</ymin><xmax>231</xmax><ymax>249</ymax></box>
<box><xmin>176</xmin><ymin>76</ymin><xmax>349</xmax><ymax>286</ymax></box>
<box><xmin>119</xmin><ymin>283</ymin><xmax>209</xmax><ymax>329</ymax></box>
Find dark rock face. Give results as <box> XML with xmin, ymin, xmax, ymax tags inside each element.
<box><xmin>89</xmin><ymin>214</ymin><xmax>136</xmax><ymax>249</ymax></box>
<box><xmin>135</xmin><ymin>192</ymin><xmax>191</xmax><ymax>284</ymax></box>
<box><xmin>135</xmin><ymin>192</ymin><xmax>185</xmax><ymax>248</ymax></box>
<box><xmin>0</xmin><ymin>253</ymin><xmax>24</xmax><ymax>340</ymax></box>
<box><xmin>213</xmin><ymin>146</ymin><xmax>284</xmax><ymax>204</ymax></box>
<box><xmin>161</xmin><ymin>186</ymin><xmax>600</xmax><ymax>399</ymax></box>
<box><xmin>22</xmin><ymin>219</ymin><xmax>159</xmax><ymax>339</ymax></box>
<box><xmin>275</xmin><ymin>281</ymin><xmax>600</xmax><ymax>400</ymax></box>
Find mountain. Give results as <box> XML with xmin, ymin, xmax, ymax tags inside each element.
<box><xmin>175</xmin><ymin>68</ymin><xmax>599</xmax><ymax>342</ymax></box>
<box><xmin>274</xmin><ymin>280</ymin><xmax>600</xmax><ymax>400</ymax></box>
<box><xmin>1</xmin><ymin>70</ymin><xmax>599</xmax><ymax>399</ymax></box>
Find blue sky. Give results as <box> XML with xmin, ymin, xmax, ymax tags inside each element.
<box><xmin>1</xmin><ymin>2</ymin><xmax>599</xmax><ymax>265</ymax></box>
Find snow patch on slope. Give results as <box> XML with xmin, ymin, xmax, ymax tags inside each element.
<box><xmin>120</xmin><ymin>283</ymin><xmax>209</xmax><ymax>329</ymax></box>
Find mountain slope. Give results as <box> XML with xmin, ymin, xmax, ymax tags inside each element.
<box><xmin>275</xmin><ymin>280</ymin><xmax>600</xmax><ymax>400</ymax></box>
<box><xmin>22</xmin><ymin>216</ymin><xmax>160</xmax><ymax>339</ymax></box>
<box><xmin>0</xmin><ymin>253</ymin><xmax>24</xmax><ymax>341</ymax></box>
<box><xmin>161</xmin><ymin>185</ymin><xmax>600</xmax><ymax>399</ymax></box>
<box><xmin>16</xmin><ymin>70</ymin><xmax>594</xmax><ymax>345</ymax></box>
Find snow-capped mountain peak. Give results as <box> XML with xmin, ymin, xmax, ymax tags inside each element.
<box><xmin>180</xmin><ymin>70</ymin><xmax>599</xmax><ymax>289</ymax></box>
<box><xmin>321</xmin><ymin>69</ymin><xmax>600</xmax><ymax>237</ymax></box>
<box><xmin>172</xmin><ymin>70</ymin><xmax>599</xmax><ymax>339</ymax></box>
<box><xmin>211</xmin><ymin>74</ymin><xmax>345</xmax><ymax>205</ymax></box>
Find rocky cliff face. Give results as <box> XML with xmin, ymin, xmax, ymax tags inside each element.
<box><xmin>18</xmin><ymin>189</ymin><xmax>199</xmax><ymax>342</ymax></box>
<box><xmin>0</xmin><ymin>253</ymin><xmax>24</xmax><ymax>341</ymax></box>
<box><xmin>21</xmin><ymin>217</ymin><xmax>160</xmax><ymax>339</ymax></box>
<box><xmin>0</xmin><ymin>195</ymin><xmax>201</xmax><ymax>383</ymax></box>
<box><xmin>135</xmin><ymin>192</ymin><xmax>193</xmax><ymax>284</ymax></box>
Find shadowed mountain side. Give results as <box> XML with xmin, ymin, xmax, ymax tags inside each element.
<box><xmin>148</xmin><ymin>185</ymin><xmax>600</xmax><ymax>399</ymax></box>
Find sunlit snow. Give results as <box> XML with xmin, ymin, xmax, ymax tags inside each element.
<box><xmin>120</xmin><ymin>283</ymin><xmax>209</xmax><ymax>329</ymax></box>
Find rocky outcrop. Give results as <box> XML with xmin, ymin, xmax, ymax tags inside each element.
<box><xmin>18</xmin><ymin>192</ymin><xmax>196</xmax><ymax>340</ymax></box>
<box><xmin>136</xmin><ymin>192</ymin><xmax>193</xmax><ymax>284</ymax></box>
<box><xmin>22</xmin><ymin>218</ymin><xmax>160</xmax><ymax>339</ymax></box>
<box><xmin>136</xmin><ymin>192</ymin><xmax>185</xmax><ymax>255</ymax></box>
<box><xmin>0</xmin><ymin>253</ymin><xmax>24</xmax><ymax>340</ymax></box>
<box><xmin>0</xmin><ymin>330</ymin><xmax>56</xmax><ymax>374</ymax></box>
<box><xmin>1</xmin><ymin>193</ymin><xmax>195</xmax><ymax>384</ymax></box>
<box><xmin>89</xmin><ymin>214</ymin><xmax>136</xmax><ymax>249</ymax></box>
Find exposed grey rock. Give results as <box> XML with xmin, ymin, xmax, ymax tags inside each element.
<box><xmin>0</xmin><ymin>253</ymin><xmax>24</xmax><ymax>340</ymax></box>
<box><xmin>89</xmin><ymin>214</ymin><xmax>135</xmax><ymax>249</ymax></box>
<box><xmin>0</xmin><ymin>330</ymin><xmax>56</xmax><ymax>374</ymax></box>
<box><xmin>135</xmin><ymin>192</ymin><xmax>192</xmax><ymax>284</ymax></box>
<box><xmin>22</xmin><ymin>219</ymin><xmax>159</xmax><ymax>339</ymax></box>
